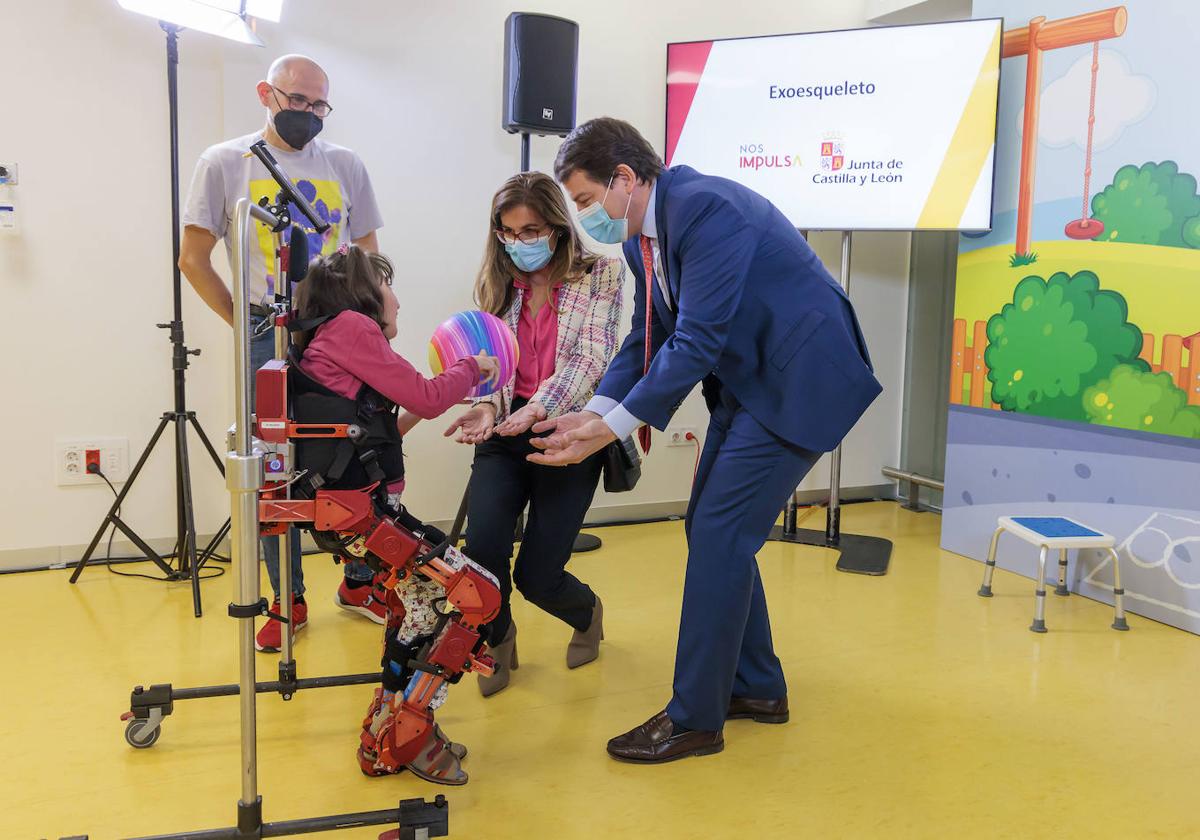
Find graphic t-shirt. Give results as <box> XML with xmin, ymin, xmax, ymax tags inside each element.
<box><xmin>182</xmin><ymin>130</ymin><xmax>383</xmax><ymax>306</ymax></box>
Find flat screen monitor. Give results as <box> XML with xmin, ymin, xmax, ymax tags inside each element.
<box><xmin>665</xmin><ymin>19</ymin><xmax>1002</xmax><ymax>231</ymax></box>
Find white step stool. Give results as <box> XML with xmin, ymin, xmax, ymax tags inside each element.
<box><xmin>977</xmin><ymin>515</ymin><xmax>1129</xmax><ymax>633</ymax></box>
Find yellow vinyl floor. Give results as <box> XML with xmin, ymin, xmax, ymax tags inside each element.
<box><xmin>4</xmin><ymin>502</ymin><xmax>1200</xmax><ymax>839</ymax></box>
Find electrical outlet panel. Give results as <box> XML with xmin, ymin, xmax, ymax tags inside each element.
<box><xmin>0</xmin><ymin>164</ymin><xmax>15</xmax><ymax>230</ymax></box>
<box><xmin>55</xmin><ymin>438</ymin><xmax>130</xmax><ymax>486</ymax></box>
<box><xmin>666</xmin><ymin>426</ymin><xmax>698</xmax><ymax>447</ymax></box>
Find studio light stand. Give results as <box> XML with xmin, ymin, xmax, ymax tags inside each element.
<box><xmin>69</xmin><ymin>22</ymin><xmax>227</xmax><ymax>616</ymax></box>
<box><xmin>83</xmin><ymin>7</ymin><xmax>451</xmax><ymax>837</ymax></box>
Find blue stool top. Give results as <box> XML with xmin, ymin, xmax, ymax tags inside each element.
<box><xmin>1010</xmin><ymin>517</ymin><xmax>1104</xmax><ymax>539</ymax></box>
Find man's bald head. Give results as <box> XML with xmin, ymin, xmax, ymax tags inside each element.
<box><xmin>266</xmin><ymin>54</ymin><xmax>329</xmax><ymax>91</ymax></box>
<box><xmin>257</xmin><ymin>54</ymin><xmax>331</xmax><ymax>150</ymax></box>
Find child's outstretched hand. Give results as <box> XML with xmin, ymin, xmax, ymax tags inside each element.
<box><xmin>474</xmin><ymin>351</ymin><xmax>501</xmax><ymax>388</ymax></box>
<box><xmin>444</xmin><ymin>403</ymin><xmax>497</xmax><ymax>445</ymax></box>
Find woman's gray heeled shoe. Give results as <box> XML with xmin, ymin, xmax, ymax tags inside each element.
<box><xmin>478</xmin><ymin>623</ymin><xmax>517</xmax><ymax>698</ymax></box>
<box><xmin>567</xmin><ymin>596</ymin><xmax>604</xmax><ymax>669</ymax></box>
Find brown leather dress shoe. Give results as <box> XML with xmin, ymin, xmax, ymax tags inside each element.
<box><xmin>726</xmin><ymin>696</ymin><xmax>789</xmax><ymax>724</ymax></box>
<box><xmin>606</xmin><ymin>711</ymin><xmax>723</xmax><ymax>764</ymax></box>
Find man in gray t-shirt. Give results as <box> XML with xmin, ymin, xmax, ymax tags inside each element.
<box><xmin>181</xmin><ymin>54</ymin><xmax>382</xmax><ymax>321</ymax></box>
<box><xmin>180</xmin><ymin>54</ymin><xmax>386</xmax><ymax>652</ymax></box>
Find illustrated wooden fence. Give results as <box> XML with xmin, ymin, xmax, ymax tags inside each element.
<box><xmin>1139</xmin><ymin>333</ymin><xmax>1200</xmax><ymax>403</ymax></box>
<box><xmin>950</xmin><ymin>320</ymin><xmax>999</xmax><ymax>409</ymax></box>
<box><xmin>949</xmin><ymin>320</ymin><xmax>1200</xmax><ymax>408</ymax></box>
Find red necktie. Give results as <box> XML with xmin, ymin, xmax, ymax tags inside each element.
<box><xmin>637</xmin><ymin>235</ymin><xmax>655</xmax><ymax>454</ymax></box>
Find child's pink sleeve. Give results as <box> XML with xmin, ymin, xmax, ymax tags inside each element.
<box><xmin>333</xmin><ymin>314</ymin><xmax>481</xmax><ymax>419</ymax></box>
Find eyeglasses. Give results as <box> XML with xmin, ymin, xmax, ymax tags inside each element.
<box><xmin>495</xmin><ymin>226</ymin><xmax>553</xmax><ymax>246</ymax></box>
<box><xmin>271</xmin><ymin>85</ymin><xmax>333</xmax><ymax>118</ymax></box>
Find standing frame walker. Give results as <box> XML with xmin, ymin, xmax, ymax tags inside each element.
<box><xmin>122</xmin><ymin>147</ymin><xmax>456</xmax><ymax>840</ymax></box>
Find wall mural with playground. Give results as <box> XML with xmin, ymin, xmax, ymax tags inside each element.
<box><xmin>943</xmin><ymin>1</ymin><xmax>1200</xmax><ymax>633</ymax></box>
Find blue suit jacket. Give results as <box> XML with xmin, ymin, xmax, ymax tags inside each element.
<box><xmin>596</xmin><ymin>166</ymin><xmax>881</xmax><ymax>453</ymax></box>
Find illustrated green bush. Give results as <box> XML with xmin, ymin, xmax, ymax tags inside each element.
<box><xmin>1091</xmin><ymin>161</ymin><xmax>1200</xmax><ymax>247</ymax></box>
<box><xmin>1183</xmin><ymin>215</ymin><xmax>1200</xmax><ymax>249</ymax></box>
<box><xmin>985</xmin><ymin>270</ymin><xmax>1146</xmax><ymax>420</ymax></box>
<box><xmin>1083</xmin><ymin>365</ymin><xmax>1200</xmax><ymax>438</ymax></box>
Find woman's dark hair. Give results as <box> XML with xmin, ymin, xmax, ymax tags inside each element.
<box><xmin>553</xmin><ymin>117</ymin><xmax>665</xmax><ymax>186</ymax></box>
<box><xmin>293</xmin><ymin>244</ymin><xmax>394</xmax><ymax>348</ymax></box>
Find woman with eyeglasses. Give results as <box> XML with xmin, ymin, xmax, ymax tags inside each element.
<box><xmin>445</xmin><ymin>172</ymin><xmax>625</xmax><ymax>697</ymax></box>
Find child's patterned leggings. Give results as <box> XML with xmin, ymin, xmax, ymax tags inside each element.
<box><xmin>377</xmin><ymin>492</ymin><xmax>448</xmax><ymax>710</ymax></box>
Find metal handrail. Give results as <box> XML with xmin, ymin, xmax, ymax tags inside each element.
<box><xmin>881</xmin><ymin>466</ymin><xmax>943</xmax><ymax>511</ymax></box>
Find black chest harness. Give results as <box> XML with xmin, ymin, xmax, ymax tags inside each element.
<box><xmin>288</xmin><ymin>318</ymin><xmax>405</xmax><ymax>498</ymax></box>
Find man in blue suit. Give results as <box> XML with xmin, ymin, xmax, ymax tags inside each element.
<box><xmin>530</xmin><ymin>117</ymin><xmax>881</xmax><ymax>763</ymax></box>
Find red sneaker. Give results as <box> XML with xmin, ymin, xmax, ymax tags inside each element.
<box><xmin>255</xmin><ymin>597</ymin><xmax>308</xmax><ymax>653</ymax></box>
<box><xmin>335</xmin><ymin>578</ymin><xmax>387</xmax><ymax>624</ymax></box>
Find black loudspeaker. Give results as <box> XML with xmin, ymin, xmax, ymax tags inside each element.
<box><xmin>502</xmin><ymin>12</ymin><xmax>579</xmax><ymax>137</ymax></box>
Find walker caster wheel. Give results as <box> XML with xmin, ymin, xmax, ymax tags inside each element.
<box><xmin>124</xmin><ymin>717</ymin><xmax>162</xmax><ymax>749</ymax></box>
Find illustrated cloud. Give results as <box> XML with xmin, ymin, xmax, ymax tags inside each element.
<box><xmin>1023</xmin><ymin>49</ymin><xmax>1155</xmax><ymax>151</ymax></box>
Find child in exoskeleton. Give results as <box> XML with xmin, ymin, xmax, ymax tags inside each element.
<box><xmin>292</xmin><ymin>244</ymin><xmax>499</xmax><ymax>785</ymax></box>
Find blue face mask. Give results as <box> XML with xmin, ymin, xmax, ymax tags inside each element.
<box><xmin>577</xmin><ymin>175</ymin><xmax>633</xmax><ymax>244</ymax></box>
<box><xmin>504</xmin><ymin>234</ymin><xmax>555</xmax><ymax>272</ymax></box>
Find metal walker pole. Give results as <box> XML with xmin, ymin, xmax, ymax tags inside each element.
<box><xmin>230</xmin><ymin>196</ymin><xmax>273</xmax><ymax>827</ymax></box>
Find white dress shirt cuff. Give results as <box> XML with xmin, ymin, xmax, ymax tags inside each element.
<box><xmin>584</xmin><ymin>395</ymin><xmax>619</xmax><ymax>417</ymax></box>
<box><xmin>601</xmin><ymin>404</ymin><xmax>644</xmax><ymax>441</ymax></box>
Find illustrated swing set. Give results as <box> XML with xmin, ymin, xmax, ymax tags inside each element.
<box><xmin>1002</xmin><ymin>6</ymin><xmax>1128</xmax><ymax>259</ymax></box>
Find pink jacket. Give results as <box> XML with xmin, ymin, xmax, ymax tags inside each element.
<box><xmin>301</xmin><ymin>310</ymin><xmax>480</xmax><ymax>417</ymax></box>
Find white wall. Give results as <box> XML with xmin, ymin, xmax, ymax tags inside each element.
<box><xmin>867</xmin><ymin>0</ymin><xmax>971</xmax><ymax>24</ymax></box>
<box><xmin>2</xmin><ymin>0</ymin><xmax>913</xmax><ymax>562</ymax></box>
<box><xmin>1</xmin><ymin>1</ymin><xmax>232</xmax><ymax>561</ymax></box>
<box><xmin>800</xmin><ymin>231</ymin><xmax>909</xmax><ymax>495</ymax></box>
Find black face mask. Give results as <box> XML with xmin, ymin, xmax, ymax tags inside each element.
<box><xmin>274</xmin><ymin>109</ymin><xmax>323</xmax><ymax>150</ymax></box>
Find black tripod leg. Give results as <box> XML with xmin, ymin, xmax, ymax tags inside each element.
<box><xmin>69</xmin><ymin>415</ymin><xmax>173</xmax><ymax>584</ymax></box>
<box><xmin>189</xmin><ymin>412</ymin><xmax>226</xmax><ymax>476</ymax></box>
<box><xmin>174</xmin><ymin>417</ymin><xmax>188</xmax><ymax>578</ymax></box>
<box><xmin>177</xmin><ymin>419</ymin><xmax>204</xmax><ymax>617</ymax></box>
<box><xmin>447</xmin><ymin>481</ymin><xmax>470</xmax><ymax>545</ymax></box>
<box><xmin>190</xmin><ymin>413</ymin><xmax>230</xmax><ymax>574</ymax></box>
<box><xmin>197</xmin><ymin>518</ymin><xmax>231</xmax><ymax>569</ymax></box>
<box><xmin>108</xmin><ymin>517</ymin><xmax>178</xmax><ymax>577</ymax></box>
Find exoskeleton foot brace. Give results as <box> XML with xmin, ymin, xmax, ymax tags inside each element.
<box><xmin>261</xmin><ymin>490</ymin><xmax>501</xmax><ymax>769</ymax></box>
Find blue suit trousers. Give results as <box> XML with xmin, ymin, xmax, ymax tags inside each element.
<box><xmin>666</xmin><ymin>386</ymin><xmax>821</xmax><ymax>731</ymax></box>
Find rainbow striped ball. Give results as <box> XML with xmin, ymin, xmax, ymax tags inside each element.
<box><xmin>428</xmin><ymin>310</ymin><xmax>519</xmax><ymax>398</ymax></box>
